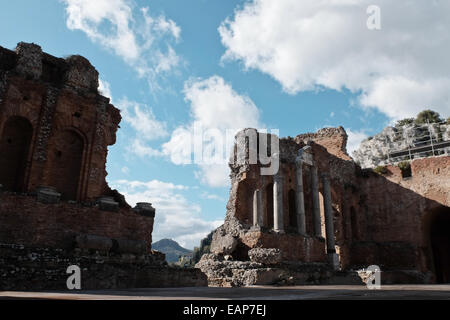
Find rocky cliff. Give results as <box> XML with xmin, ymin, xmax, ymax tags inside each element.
<box><xmin>353</xmin><ymin>122</ymin><xmax>450</xmax><ymax>169</ymax></box>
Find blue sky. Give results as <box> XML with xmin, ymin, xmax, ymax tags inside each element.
<box><xmin>1</xmin><ymin>0</ymin><xmax>449</xmax><ymax>249</ymax></box>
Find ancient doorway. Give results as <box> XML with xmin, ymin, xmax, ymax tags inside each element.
<box><xmin>266</xmin><ymin>183</ymin><xmax>274</xmax><ymax>229</ymax></box>
<box><xmin>428</xmin><ymin>206</ymin><xmax>450</xmax><ymax>283</ymax></box>
<box><xmin>288</xmin><ymin>189</ymin><xmax>297</xmax><ymax>231</ymax></box>
<box><xmin>0</xmin><ymin>116</ymin><xmax>33</xmax><ymax>191</ymax></box>
<box><xmin>48</xmin><ymin>129</ymin><xmax>84</xmax><ymax>201</ymax></box>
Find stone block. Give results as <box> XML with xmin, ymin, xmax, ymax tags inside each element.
<box><xmin>15</xmin><ymin>42</ymin><xmax>42</xmax><ymax>80</ymax></box>
<box><xmin>211</xmin><ymin>233</ymin><xmax>238</xmax><ymax>256</ymax></box>
<box><xmin>37</xmin><ymin>187</ymin><xmax>61</xmax><ymax>204</ymax></box>
<box><xmin>98</xmin><ymin>197</ymin><xmax>119</xmax><ymax>212</ymax></box>
<box><xmin>133</xmin><ymin>202</ymin><xmax>156</xmax><ymax>218</ymax></box>
<box><xmin>114</xmin><ymin>239</ymin><xmax>147</xmax><ymax>255</ymax></box>
<box><xmin>75</xmin><ymin>234</ymin><xmax>113</xmax><ymax>252</ymax></box>
<box><xmin>64</xmin><ymin>55</ymin><xmax>99</xmax><ymax>92</ymax></box>
<box><xmin>239</xmin><ymin>268</ymin><xmax>284</xmax><ymax>286</ymax></box>
<box><xmin>248</xmin><ymin>248</ymin><xmax>283</xmax><ymax>265</ymax></box>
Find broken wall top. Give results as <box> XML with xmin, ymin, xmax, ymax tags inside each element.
<box><xmin>1</xmin><ymin>42</ymin><xmax>101</xmax><ymax>95</ymax></box>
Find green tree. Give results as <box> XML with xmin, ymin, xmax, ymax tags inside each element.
<box><xmin>415</xmin><ymin>110</ymin><xmax>443</xmax><ymax>124</ymax></box>
<box><xmin>191</xmin><ymin>231</ymin><xmax>214</xmax><ymax>265</ymax></box>
<box><xmin>373</xmin><ymin>166</ymin><xmax>388</xmax><ymax>175</ymax></box>
<box><xmin>397</xmin><ymin>161</ymin><xmax>412</xmax><ymax>178</ymax></box>
<box><xmin>395</xmin><ymin>118</ymin><xmax>415</xmax><ymax>127</ymax></box>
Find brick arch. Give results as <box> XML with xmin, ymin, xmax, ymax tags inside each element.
<box><xmin>0</xmin><ymin>116</ymin><xmax>33</xmax><ymax>191</ymax></box>
<box><xmin>0</xmin><ymin>102</ymin><xmax>40</xmax><ymax>130</ymax></box>
<box><xmin>51</xmin><ymin>108</ymin><xmax>93</xmax><ymax>142</ymax></box>
<box><xmin>46</xmin><ymin>128</ymin><xmax>86</xmax><ymax>201</ymax></box>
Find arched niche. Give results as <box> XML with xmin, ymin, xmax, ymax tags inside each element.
<box><xmin>0</xmin><ymin>116</ymin><xmax>33</xmax><ymax>191</ymax></box>
<box><xmin>47</xmin><ymin>129</ymin><xmax>85</xmax><ymax>201</ymax></box>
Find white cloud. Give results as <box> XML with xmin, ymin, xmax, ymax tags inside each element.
<box><xmin>112</xmin><ymin>179</ymin><xmax>222</xmax><ymax>249</ymax></box>
<box><xmin>162</xmin><ymin>76</ymin><xmax>262</xmax><ymax>187</ymax></box>
<box><xmin>183</xmin><ymin>76</ymin><xmax>261</xmax><ymax>130</ymax></box>
<box><xmin>65</xmin><ymin>0</ymin><xmax>139</xmax><ymax>62</ymax></box>
<box><xmin>200</xmin><ymin>191</ymin><xmax>226</xmax><ymax>202</ymax></box>
<box><xmin>117</xmin><ymin>98</ymin><xmax>168</xmax><ymax>141</ymax></box>
<box><xmin>130</xmin><ymin>138</ymin><xmax>163</xmax><ymax>158</ymax></box>
<box><xmin>63</xmin><ymin>0</ymin><xmax>181</xmax><ymax>90</ymax></box>
<box><xmin>219</xmin><ymin>0</ymin><xmax>450</xmax><ymax>120</ymax></box>
<box><xmin>347</xmin><ymin>129</ymin><xmax>369</xmax><ymax>155</ymax></box>
<box><xmin>96</xmin><ymin>83</ymin><xmax>167</xmax><ymax>158</ymax></box>
<box><xmin>194</xmin><ymin>164</ymin><xmax>231</xmax><ymax>189</ymax></box>
<box><xmin>161</xmin><ymin>127</ymin><xmax>193</xmax><ymax>165</ymax></box>
<box><xmin>98</xmin><ymin>79</ymin><xmax>112</xmax><ymax>99</ymax></box>
<box><xmin>154</xmin><ymin>46</ymin><xmax>180</xmax><ymax>74</ymax></box>
<box><xmin>110</xmin><ymin>98</ymin><xmax>168</xmax><ymax>159</ymax></box>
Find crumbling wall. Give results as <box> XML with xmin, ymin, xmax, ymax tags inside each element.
<box><xmin>0</xmin><ymin>42</ymin><xmax>185</xmax><ymax>290</ymax></box>
<box><xmin>0</xmin><ymin>42</ymin><xmax>156</xmax><ymax>253</ymax></box>
<box><xmin>201</xmin><ymin>126</ymin><xmax>450</xmax><ymax>286</ymax></box>
<box><xmin>0</xmin><ymin>193</ymin><xmax>155</xmax><ymax>250</ymax></box>
<box><xmin>0</xmin><ymin>244</ymin><xmax>207</xmax><ymax>291</ymax></box>
<box><xmin>0</xmin><ymin>42</ymin><xmax>119</xmax><ymax>201</ymax></box>
<box><xmin>349</xmin><ymin>156</ymin><xmax>450</xmax><ymax>282</ymax></box>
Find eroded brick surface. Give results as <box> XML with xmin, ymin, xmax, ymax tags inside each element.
<box><xmin>0</xmin><ymin>43</ymin><xmax>182</xmax><ymax>290</ymax></box>
<box><xmin>199</xmin><ymin>128</ymin><xmax>450</xmax><ymax>286</ymax></box>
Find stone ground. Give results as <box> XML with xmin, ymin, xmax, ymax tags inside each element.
<box><xmin>0</xmin><ymin>285</ymin><xmax>449</xmax><ymax>300</ymax></box>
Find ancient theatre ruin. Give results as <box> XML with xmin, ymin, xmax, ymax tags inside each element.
<box><xmin>0</xmin><ymin>42</ymin><xmax>206</xmax><ymax>290</ymax></box>
<box><xmin>197</xmin><ymin>127</ymin><xmax>450</xmax><ymax>286</ymax></box>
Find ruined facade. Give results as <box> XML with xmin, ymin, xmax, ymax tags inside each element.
<box><xmin>0</xmin><ymin>42</ymin><xmax>206</xmax><ymax>290</ymax></box>
<box><xmin>0</xmin><ymin>42</ymin><xmax>156</xmax><ymax>248</ymax></box>
<box><xmin>0</xmin><ymin>42</ymin><xmax>117</xmax><ymax>200</ymax></box>
<box><xmin>197</xmin><ymin>128</ymin><xmax>450</xmax><ymax>286</ymax></box>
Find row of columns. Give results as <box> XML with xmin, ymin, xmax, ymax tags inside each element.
<box><xmin>252</xmin><ymin>165</ymin><xmax>336</xmax><ymax>254</ymax></box>
<box><xmin>253</xmin><ymin>169</ymin><xmax>334</xmax><ymax>239</ymax></box>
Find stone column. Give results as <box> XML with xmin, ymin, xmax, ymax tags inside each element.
<box><xmin>273</xmin><ymin>174</ymin><xmax>284</xmax><ymax>233</ymax></box>
<box><xmin>311</xmin><ymin>166</ymin><xmax>322</xmax><ymax>237</ymax></box>
<box><xmin>295</xmin><ymin>159</ymin><xmax>306</xmax><ymax>235</ymax></box>
<box><xmin>322</xmin><ymin>173</ymin><xmax>339</xmax><ymax>270</ymax></box>
<box><xmin>253</xmin><ymin>189</ymin><xmax>263</xmax><ymax>227</ymax></box>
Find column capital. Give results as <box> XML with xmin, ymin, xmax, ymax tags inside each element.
<box><xmin>295</xmin><ymin>157</ymin><xmax>303</xmax><ymax>168</ymax></box>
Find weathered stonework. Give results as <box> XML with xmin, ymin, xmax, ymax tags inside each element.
<box><xmin>198</xmin><ymin>127</ymin><xmax>450</xmax><ymax>286</ymax></box>
<box><xmin>353</xmin><ymin>122</ymin><xmax>450</xmax><ymax>169</ymax></box>
<box><xmin>0</xmin><ymin>244</ymin><xmax>207</xmax><ymax>291</ymax></box>
<box><xmin>0</xmin><ymin>42</ymin><xmax>208</xmax><ymax>290</ymax></box>
<box><xmin>0</xmin><ymin>42</ymin><xmax>122</xmax><ymax>201</ymax></box>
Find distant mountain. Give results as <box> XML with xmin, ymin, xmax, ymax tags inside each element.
<box><xmin>152</xmin><ymin>239</ymin><xmax>192</xmax><ymax>263</ymax></box>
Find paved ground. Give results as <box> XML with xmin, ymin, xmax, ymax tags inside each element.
<box><xmin>0</xmin><ymin>285</ymin><xmax>449</xmax><ymax>300</ymax></box>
